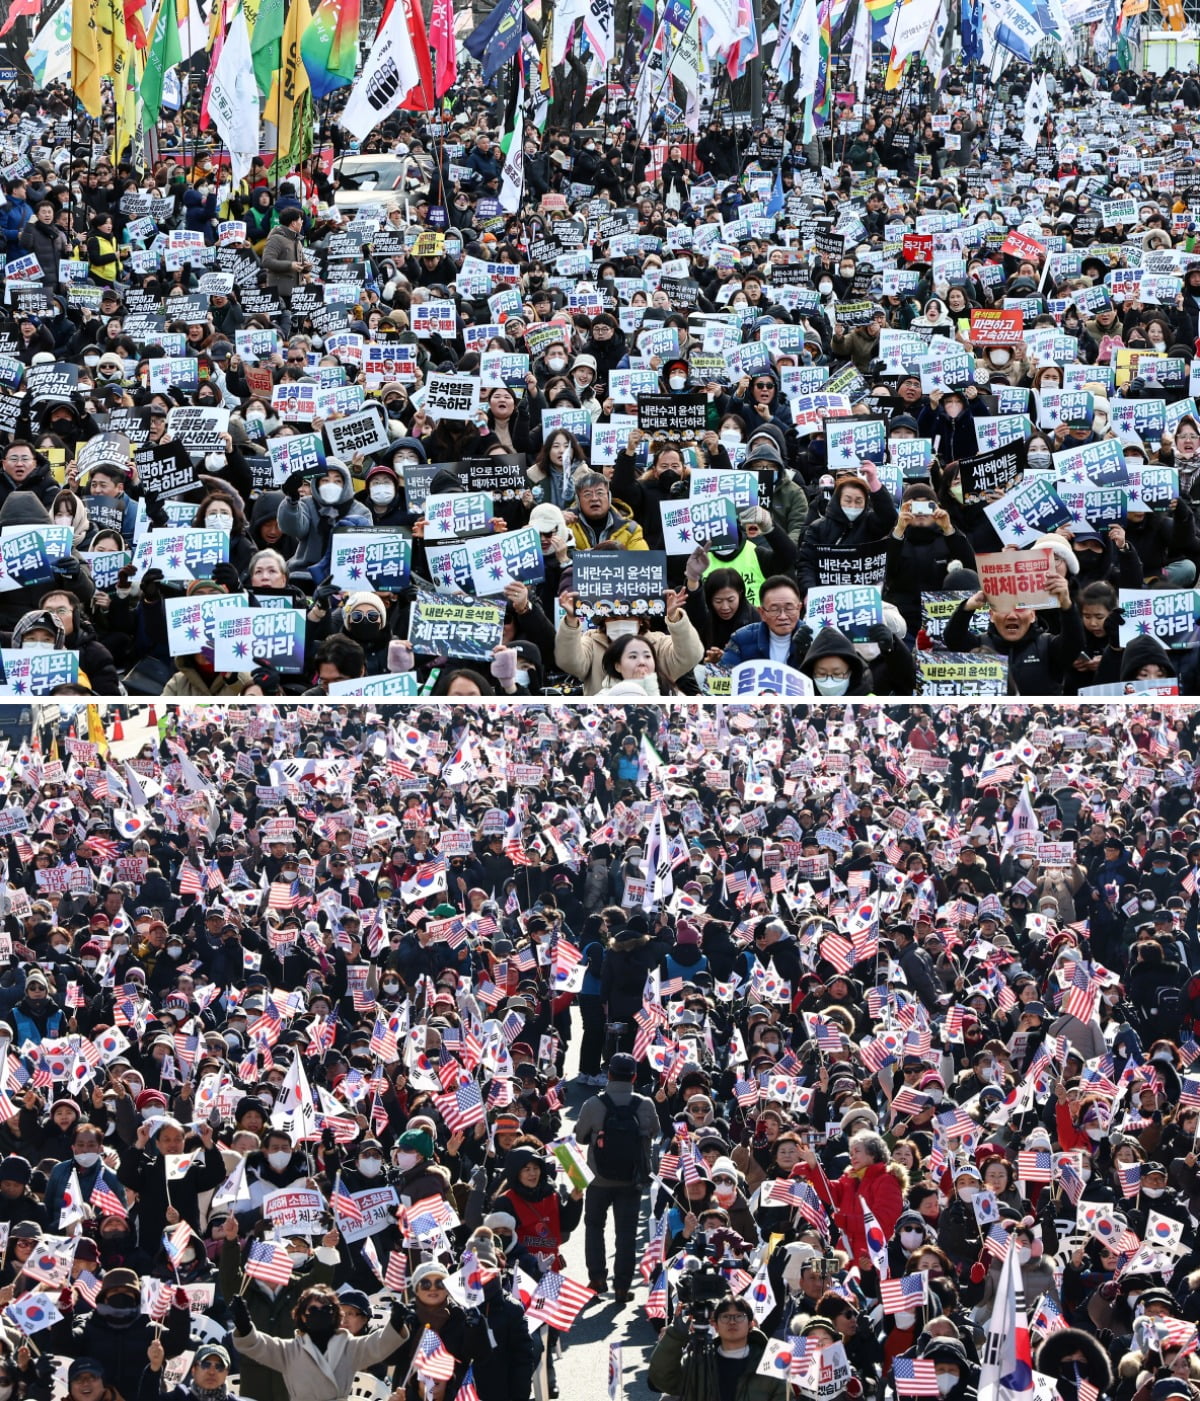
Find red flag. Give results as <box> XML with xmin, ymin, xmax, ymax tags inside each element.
<box><xmin>429</xmin><ymin>0</ymin><xmax>456</xmax><ymax>98</ymax></box>
<box><xmin>0</xmin><ymin>0</ymin><xmax>42</xmax><ymax>37</ymax></box>
<box><xmin>399</xmin><ymin>0</ymin><xmax>435</xmax><ymax>111</ymax></box>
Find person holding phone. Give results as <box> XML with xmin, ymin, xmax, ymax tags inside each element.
<box><xmin>884</xmin><ymin>482</ymin><xmax>977</xmax><ymax>638</ymax></box>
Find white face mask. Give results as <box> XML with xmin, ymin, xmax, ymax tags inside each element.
<box><xmin>247</xmin><ymin>407</ymin><xmax>266</xmax><ymax>421</ymax></box>
<box><xmin>382</xmin><ymin>981</ymin><xmax>399</xmax><ymax>994</ymax></box>
<box><xmin>1018</xmin><ymin>1246</ymin><xmax>1032</xmax><ymax>1265</ymax></box>
<box><xmin>819</xmin><ymin>281</ymin><xmax>833</xmax><ymax>295</ymax></box>
<box><xmin>1142</xmin><ymin>1185</ymin><xmax>1165</xmax><ymax>1198</ymax></box>
<box><xmin>720</xmin><ymin>432</ymin><xmax>742</xmax><ymax>449</ymax></box>
<box><xmin>267</xmin><ymin>1151</ymin><xmax>291</xmax><ymax>1172</ymax></box>
<box><xmin>288</xmin><ymin>1250</ymin><xmax>310</xmax><ymax>1265</ymax></box>
<box><xmin>547</xmin><ymin>357</ymin><xmax>567</xmax><ymax>372</ymax></box>
<box><xmin>204</xmin><ymin>453</ymin><xmax>226</xmax><ymax>472</ymax></box>
<box><xmin>714</xmin><ymin>1183</ymin><xmax>736</xmax><ymax>1205</ymax></box>
<box><xmin>958</xmin><ymin>1185</ymin><xmax>977</xmax><ymax>1201</ymax></box>
<box><xmin>1085</xmin><ymin>1127</ymin><xmax>1104</xmax><ymax>1141</ymax></box>
<box><xmin>395</xmin><ymin>1150</ymin><xmax>419</xmax><ymax>1171</ymax></box>
<box><xmin>74</xmin><ymin>1151</ymin><xmax>100</xmax><ymax>1169</ymax></box>
<box><xmin>167</xmin><ymin>945</ymin><xmax>183</xmax><ymax>958</ymax></box>
<box><xmin>606</xmin><ymin>620</ymin><xmax>638</xmax><ymax>639</ymax></box>
<box><xmin>54</xmin><ymin>513</ymin><xmax>73</xmax><ymax>526</ymax></box>
<box><xmin>841</xmin><ymin>505</ymin><xmax>864</xmax><ymax>521</ymax></box>
<box><xmin>814</xmin><ymin>676</ymin><xmax>850</xmax><ymax>696</ymax></box>
<box><xmin>894</xmin><ymin>1310</ymin><xmax>916</xmax><ymax>1329</ymax></box>
<box><xmin>22</xmin><ymin>640</ymin><xmax>54</xmax><ymax>652</ymax></box>
<box><xmin>669</xmin><ymin>375</ymin><xmax>687</xmax><ymax>390</ymax></box>
<box><xmin>900</xmin><ymin>1230</ymin><xmax>925</xmax><ymax>1249</ymax></box>
<box><xmin>358</xmin><ymin>1156</ymin><xmax>383</xmax><ymax>1178</ymax></box>
<box><xmin>318</xmin><ymin>482</ymin><xmax>342</xmax><ymax>503</ymax></box>
<box><xmin>206</xmin><ymin>512</ymin><xmax>233</xmax><ymax>532</ymax></box>
<box><xmin>369</xmin><ymin>484</ymin><xmax>395</xmax><ymax>504</ymax></box>
<box><xmin>83</xmin><ymin>959</ymin><xmax>97</xmax><ymax>971</ymax></box>
<box><xmin>937</xmin><ymin>1375</ymin><xmax>957</xmax><ymax>1396</ymax></box>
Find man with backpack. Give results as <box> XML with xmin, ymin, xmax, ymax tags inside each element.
<box><xmin>574</xmin><ymin>1052</ymin><xmax>658</xmax><ymax>1304</ymax></box>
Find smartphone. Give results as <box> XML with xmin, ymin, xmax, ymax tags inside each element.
<box><xmin>911</xmin><ymin>501</ymin><xmax>934</xmax><ymax>516</ymax></box>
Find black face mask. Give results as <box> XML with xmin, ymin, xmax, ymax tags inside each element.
<box><xmin>349</xmin><ymin>619</ymin><xmax>388</xmax><ymax>644</ymax></box>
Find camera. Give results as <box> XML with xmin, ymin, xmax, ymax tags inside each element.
<box><xmin>675</xmin><ymin>1231</ymin><xmax>733</xmax><ymax>1323</ymax></box>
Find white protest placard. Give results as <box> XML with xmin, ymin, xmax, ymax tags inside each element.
<box><xmin>424</xmin><ymin>374</ymin><xmax>481</xmax><ymax>422</ymax></box>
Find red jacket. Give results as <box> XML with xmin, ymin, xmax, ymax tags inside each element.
<box><xmin>800</xmin><ymin>1160</ymin><xmax>905</xmax><ymax>1264</ymax></box>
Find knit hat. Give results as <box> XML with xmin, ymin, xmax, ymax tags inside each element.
<box><xmin>483</xmin><ymin>1211</ymin><xmax>517</xmax><ymax>1233</ymax></box>
<box><xmin>398</xmin><ymin>1127</ymin><xmax>435</xmax><ymax>1160</ymax></box>
<box><xmin>1033</xmin><ymin>533</ymin><xmax>1079</xmax><ymax>575</ymax></box>
<box><xmin>0</xmin><ymin>1156</ymin><xmax>30</xmax><ymax>1185</ymax></box>
<box><xmin>343</xmin><ymin>591</ymin><xmax>387</xmax><ymax>617</ymax></box>
<box><xmin>469</xmin><ymin>1229</ymin><xmax>500</xmax><ymax>1267</ymax></box>
<box><xmin>410</xmin><ymin>1262</ymin><xmax>449</xmax><ymax>1289</ymax></box>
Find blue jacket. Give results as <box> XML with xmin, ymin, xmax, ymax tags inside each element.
<box><xmin>720</xmin><ymin>621</ymin><xmax>805</xmax><ymax>668</ymax></box>
<box><xmin>44</xmin><ymin>1157</ymin><xmax>126</xmax><ymax>1231</ymax></box>
<box><xmin>0</xmin><ymin>196</ymin><xmax>31</xmax><ymax>249</ymax></box>
<box><xmin>183</xmin><ymin>188</ymin><xmax>218</xmax><ymax>245</ymax></box>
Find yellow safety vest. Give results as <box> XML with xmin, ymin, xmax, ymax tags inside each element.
<box><xmin>705</xmin><ymin>537</ymin><xmax>767</xmax><ymax>606</ymax></box>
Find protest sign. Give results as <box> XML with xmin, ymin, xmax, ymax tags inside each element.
<box><xmin>984</xmin><ymin>478</ymin><xmax>1073</xmax><ymax>545</ymax></box>
<box><xmin>213</xmin><ymin>608</ymin><xmax>307</xmax><ymax>673</ymax></box>
<box><xmin>805</xmin><ymin>585</ymin><xmax>885</xmax><ymax>642</ymax></box>
<box><xmin>330</xmin><ymin>530</ymin><xmax>413</xmax><ymax>591</ymax></box>
<box><xmin>814</xmin><ymin>540</ymin><xmax>889</xmax><ymax>588</ymax></box>
<box><xmin>424</xmin><ymin>492</ymin><xmax>493</xmax><ymax>540</ymax></box>
<box><xmin>166</xmin><ymin>406</ymin><xmax>230</xmax><ymax>453</ymax></box>
<box><xmin>268</xmin><ymin>433</ymin><xmax>327</xmax><ymax>486</ymax></box>
<box><xmin>324</xmin><ymin>405</ymin><xmax>391</xmax><ymax>459</ymax></box>
<box><xmin>0</xmin><ymin>526</ymin><xmax>74</xmax><ymax>590</ymax></box>
<box><xmin>977</xmin><ymin>549</ymin><xmax>1057</xmax><ymax>609</ymax></box>
<box><xmin>1117</xmin><ymin>589</ymin><xmax>1200</xmax><ymax>649</ymax></box>
<box><xmin>572</xmin><ymin>550</ymin><xmax>668</xmax><ymax>619</ymax></box>
<box><xmin>730</xmin><ymin>662</ymin><xmax>813</xmax><ymax>697</ymax></box>
<box><xmin>636</xmin><ymin>394</ymin><xmax>707</xmax><ymax>437</ymax></box>
<box><xmin>659</xmin><ymin>498</ymin><xmax>739</xmax><ymax>553</ymax></box>
<box><xmin>163</xmin><ymin>593</ymin><xmax>248</xmax><ymax>657</ymax></box>
<box><xmin>916</xmin><ymin>653</ymin><xmax>1008</xmax><ymax>695</ymax></box>
<box><xmin>146</xmin><ymin>529</ymin><xmax>230</xmax><ymax>583</ymax></box>
<box><xmin>424</xmin><ymin>374</ymin><xmax>481</xmax><ymax>422</ymax></box>
<box><xmin>957</xmin><ymin>442</ymin><xmax>1027</xmax><ymax>505</ymax></box>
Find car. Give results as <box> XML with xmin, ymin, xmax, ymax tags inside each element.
<box><xmin>332</xmin><ymin>156</ymin><xmax>423</xmax><ymax>215</ymax></box>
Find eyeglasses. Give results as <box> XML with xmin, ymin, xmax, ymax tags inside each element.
<box><xmin>761</xmin><ymin>603</ymin><xmax>800</xmax><ymax>616</ymax></box>
<box><xmin>287</xmin><ymin>355</ymin><xmax>307</xmax><ymax>364</ymax></box>
<box><xmin>815</xmin><ymin>670</ymin><xmax>851</xmax><ymax>682</ymax></box>
<box><xmin>753</xmin><ymin>381</ymin><xmax>774</xmax><ymax>389</ymax></box>
<box><xmin>716</xmin><ymin>1312</ymin><xmax>749</xmax><ymax>1323</ymax></box>
<box><xmin>348</xmin><ymin>609</ymin><xmax>383</xmax><ymax>625</ymax></box>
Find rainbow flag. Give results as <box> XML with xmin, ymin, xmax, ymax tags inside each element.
<box><xmin>300</xmin><ymin>0</ymin><xmax>359</xmax><ymax>99</ymax></box>
<box><xmin>865</xmin><ymin>0</ymin><xmax>898</xmax><ymax>38</ymax></box>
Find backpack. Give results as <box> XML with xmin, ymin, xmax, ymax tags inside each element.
<box><xmin>1154</xmin><ymin>983</ymin><xmax>1183</xmax><ymax>1030</ymax></box>
<box><xmin>593</xmin><ymin>1092</ymin><xmax>645</xmax><ymax>1183</ymax></box>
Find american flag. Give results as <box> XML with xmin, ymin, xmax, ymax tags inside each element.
<box><xmin>1017</xmin><ymin>1151</ymin><xmax>1053</xmax><ymax>1183</ymax></box>
<box><xmin>1063</xmin><ymin>961</ymin><xmax>1098</xmax><ymax>1023</ymax></box>
<box><xmin>90</xmin><ymin>1181</ymin><xmax>126</xmax><ymax>1219</ymax></box>
<box><xmin>178</xmin><ymin>862</ymin><xmax>203</xmax><ymax>897</ymax></box>
<box><xmin>1117</xmin><ymin>1162</ymin><xmax>1142</xmax><ymax>1199</ymax></box>
<box><xmin>244</xmin><ymin>1240</ymin><xmax>294</xmax><ymax>1287</ymax></box>
<box><xmin>248</xmin><ymin>1003</ymin><xmax>283</xmax><ymax>1047</ymax></box>
<box><xmin>331</xmin><ymin>1173</ymin><xmax>363</xmax><ymax>1224</ymax></box>
<box><xmin>436</xmin><ymin>1080</ymin><xmax>485</xmax><ymax>1132</ymax></box>
<box><xmin>268</xmin><ymin>880</ymin><xmax>303</xmax><ymax>910</ymax></box>
<box><xmin>807</xmin><ymin>1016</ymin><xmax>842</xmax><ymax>1054</ymax></box>
<box><xmin>734</xmin><ymin>1078</ymin><xmax>759</xmax><ymax>1108</ymax></box>
<box><xmin>1181</xmin><ymin>1076</ymin><xmax>1200</xmax><ymax>1108</ymax></box>
<box><xmin>369</xmin><ymin>1017</ymin><xmax>398</xmax><ymax>1062</ymax></box>
<box><xmin>526</xmin><ymin>1272</ymin><xmax>594</xmax><ymax>1330</ymax></box>
<box><xmin>893</xmin><ymin>1358</ymin><xmax>940</xmax><ymax>1397</ymax></box>
<box><xmin>1078</xmin><ymin>1383</ymin><xmax>1099</xmax><ymax>1401</ymax></box>
<box><xmin>74</xmin><ymin>1270</ymin><xmax>101</xmax><ymax>1307</ymax></box>
<box><xmin>645</xmin><ymin>1269</ymin><xmax>667</xmax><ymax>1320</ymax></box>
<box><xmin>385</xmin><ymin>1251</ymin><xmax>407</xmax><ymax>1293</ymax></box>
<box><xmin>1031</xmin><ymin>1294</ymin><xmax>1066</xmax><ymax>1335</ymax></box>
<box><xmin>414</xmin><ymin>1326</ymin><xmax>457</xmax><ymax>1381</ymax></box>
<box><xmin>880</xmin><ymin>1273</ymin><xmax>928</xmax><ymax>1314</ymax></box>
<box><xmin>790</xmin><ymin>1179</ymin><xmax>829</xmax><ymax>1233</ymax></box>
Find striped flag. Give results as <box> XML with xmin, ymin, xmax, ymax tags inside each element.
<box><xmin>893</xmin><ymin>1358</ymin><xmax>940</xmax><ymax>1396</ymax></box>
<box><xmin>244</xmin><ymin>1240</ymin><xmax>294</xmax><ymax>1287</ymax></box>
<box><xmin>435</xmin><ymin>1080</ymin><xmax>486</xmax><ymax>1132</ymax></box>
<box><xmin>414</xmin><ymin>1326</ymin><xmax>457</xmax><ymax>1381</ymax></box>
<box><xmin>1031</xmin><ymin>1293</ymin><xmax>1066</xmax><ymax>1335</ymax></box>
<box><xmin>90</xmin><ymin>1181</ymin><xmax>127</xmax><ymax>1219</ymax></box>
<box><xmin>331</xmin><ymin>1173</ymin><xmax>363</xmax><ymax>1224</ymax></box>
<box><xmin>526</xmin><ymin>1272</ymin><xmax>594</xmax><ymax>1330</ymax></box>
<box><xmin>385</xmin><ymin>1251</ymin><xmax>407</xmax><ymax>1293</ymax></box>
<box><xmin>880</xmin><ymin>1273</ymin><xmax>928</xmax><ymax>1314</ymax></box>
<box><xmin>1016</xmin><ymin>1151</ymin><xmax>1053</xmax><ymax>1183</ymax></box>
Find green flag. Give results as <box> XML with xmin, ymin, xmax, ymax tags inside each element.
<box><xmin>139</xmin><ymin>0</ymin><xmax>182</xmax><ymax>129</ymax></box>
<box><xmin>250</xmin><ymin>0</ymin><xmax>285</xmax><ymax>97</ymax></box>
<box><xmin>267</xmin><ymin>84</ymin><xmax>314</xmax><ymax>181</ymax></box>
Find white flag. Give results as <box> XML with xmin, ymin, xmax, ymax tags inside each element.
<box><xmin>59</xmin><ymin>1168</ymin><xmax>85</xmax><ymax>1230</ymax></box>
<box><xmin>746</xmin><ymin>1258</ymin><xmax>776</xmax><ymax>1324</ymax></box>
<box><xmin>979</xmin><ymin>1241</ymin><xmax>1035</xmax><ymax>1401</ymax></box>
<box><xmin>208</xmin><ymin>4</ymin><xmax>260</xmax><ymax>185</ymax></box>
<box><xmin>584</xmin><ymin>0</ymin><xmax>615</xmax><ymax>65</ymax></box>
<box><xmin>211</xmin><ymin>1155</ymin><xmax>252</xmax><ymax>1210</ymax></box>
<box><xmin>499</xmin><ymin>102</ymin><xmax>525</xmax><ymax>215</ymax></box>
<box><xmin>341</xmin><ymin>0</ymin><xmax>423</xmax><ymax>143</ymax></box>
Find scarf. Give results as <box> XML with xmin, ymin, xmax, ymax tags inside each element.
<box><xmin>191</xmin><ymin>1385</ymin><xmax>229</xmax><ymax>1401</ymax></box>
<box><xmin>415</xmin><ymin>1298</ymin><xmax>452</xmax><ymax>1333</ymax></box>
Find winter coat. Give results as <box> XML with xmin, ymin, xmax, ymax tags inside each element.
<box><xmin>18</xmin><ymin>218</ymin><xmax>67</xmax><ymax>285</ymax></box>
<box><xmin>648</xmin><ymin>1322</ymin><xmax>788</xmax><ymax>1401</ymax></box>
<box><xmin>567</xmin><ymin>498</ymin><xmax>648</xmax><ymax>551</ymax></box>
<box><xmin>261</xmin><ymin>224</ymin><xmax>306</xmax><ymax>296</ymax></box>
<box><xmin>797</xmin><ymin>488</ymin><xmax>898</xmax><ymax>591</ymax></box>
<box><xmin>574</xmin><ymin>1079</ymin><xmax>659</xmax><ymax>1187</ymax></box>
<box><xmin>277</xmin><ymin>460</ymin><xmax>373</xmax><ymax>575</ymax></box>
<box><xmin>236</xmin><ymin>1320</ymin><xmax>407</xmax><ymax>1401</ymax></box>
<box><xmin>162</xmin><ymin>662</ymin><xmax>253</xmax><ymax>696</ymax></box>
<box><xmin>798</xmin><ymin>1159</ymin><xmax>907</xmax><ymax>1263</ymax></box>
<box><xmin>942</xmin><ymin>602</ymin><xmax>1084</xmax><ymax>695</ymax></box>
<box><xmin>0</xmin><ymin>489</ymin><xmax>96</xmax><ymax>631</ymax></box>
<box><xmin>554</xmin><ymin>613</ymin><xmax>703</xmax><ymax>695</ymax></box>
<box><xmin>798</xmin><ymin>626</ymin><xmax>872</xmax><ymax>696</ymax></box>
<box><xmin>884</xmin><ymin>525</ymin><xmax>977</xmax><ymax>634</ymax></box>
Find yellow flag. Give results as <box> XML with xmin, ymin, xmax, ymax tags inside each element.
<box><xmin>87</xmin><ymin>705</ymin><xmax>109</xmax><ymax>758</ymax></box>
<box><xmin>72</xmin><ymin>0</ymin><xmax>103</xmax><ymax>117</ymax></box>
<box><xmin>267</xmin><ymin>0</ymin><xmax>311</xmax><ymax>167</ymax></box>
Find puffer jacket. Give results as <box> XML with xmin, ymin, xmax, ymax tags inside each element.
<box><xmin>277</xmin><ymin>460</ymin><xmax>373</xmax><ymax>575</ymax></box>
<box><xmin>567</xmin><ymin>498</ymin><xmax>648</xmax><ymax>551</ymax></box>
<box><xmin>648</xmin><ymin>1322</ymin><xmax>788</xmax><ymax>1401</ymax></box>
<box><xmin>554</xmin><ymin>612</ymin><xmax>703</xmax><ymax>695</ymax></box>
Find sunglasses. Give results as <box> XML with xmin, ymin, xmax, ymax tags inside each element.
<box><xmin>197</xmin><ymin>1360</ymin><xmax>227</xmax><ymax>1371</ymax></box>
<box><xmin>417</xmin><ymin>1279</ymin><xmax>447</xmax><ymax>1290</ymax></box>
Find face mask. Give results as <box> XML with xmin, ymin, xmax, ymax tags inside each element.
<box><xmin>762</xmin><ymin>1040</ymin><xmax>780</xmax><ymax>1054</ymax></box>
<box><xmin>395</xmin><ymin>1150</ymin><xmax>419</xmax><ymax>1170</ymax></box>
<box><xmin>1141</xmin><ymin>900</ymin><xmax>1156</xmax><ymax>911</ymax></box>
<box><xmin>814</xmin><ymin>676</ymin><xmax>851</xmax><ymax>696</ymax></box>
<box><xmin>669</xmin><ymin>375</ymin><xmax>687</xmax><ymax>390</ymax></box>
<box><xmin>547</xmin><ymin>357</ymin><xmax>567</xmax><ymax>372</ymax></box>
<box><xmin>606</xmin><ymin>620</ymin><xmax>638</xmax><ymax>639</ymax></box>
<box><xmin>267</xmin><ymin>1151</ymin><xmax>292</xmax><ymax>1172</ymax></box>
<box><xmin>83</xmin><ymin>959</ymin><xmax>97</xmax><ymax>971</ymax></box>
<box><xmin>382</xmin><ymin>980</ymin><xmax>399</xmax><ymax>994</ymax></box>
<box><xmin>1027</xmin><ymin>451</ymin><xmax>1051</xmax><ymax>469</ymax></box>
<box><xmin>247</xmin><ymin>407</ymin><xmax>266</xmax><ymax>422</ymax></box>
<box><xmin>945</xmin><ymin>402</ymin><xmax>962</xmax><ymax>418</ymax></box>
<box><xmin>748</xmin><ymin>846</ymin><xmax>763</xmax><ymax>859</ymax></box>
<box><xmin>1018</xmin><ymin>856</ymin><xmax>1034</xmax><ymax>867</ymax></box>
<box><xmin>841</xmin><ymin>505</ymin><xmax>864</xmax><ymax>521</ymax></box>
<box><xmin>318</xmin><ymin>482</ymin><xmax>342</xmax><ymax>503</ymax></box>
<box><xmin>958</xmin><ymin>1185</ymin><xmax>977</xmax><ymax>1201</ymax></box>
<box><xmin>894</xmin><ymin>1310</ymin><xmax>916</xmax><ymax>1329</ymax></box>
<box><xmin>900</xmin><ymin>1230</ymin><xmax>925</xmax><ymax>1249</ymax></box>
<box><xmin>52</xmin><ymin>942</ymin><xmax>67</xmax><ymax>954</ymax></box>
<box><xmin>167</xmin><ymin>944</ymin><xmax>183</xmax><ymax>958</ymax></box>
<box><xmin>54</xmin><ymin>514</ymin><xmax>73</xmax><ymax>526</ymax></box>
<box><xmin>206</xmin><ymin>512</ymin><xmax>233</xmax><ymax>532</ymax></box>
<box><xmin>74</xmin><ymin>1152</ymin><xmax>100</xmax><ymax>1169</ymax></box>
<box><xmin>1142</xmin><ymin>1186</ymin><xmax>1164</xmax><ymax>1198</ymax></box>
<box><xmin>714</xmin><ymin>1183</ymin><xmax>736</xmax><ymax>1205</ymax></box>
<box><xmin>949</xmin><ymin>482</ymin><xmax>964</xmax><ymax>503</ymax></box>
<box><xmin>937</xmin><ymin>1376</ymin><xmax>956</xmax><ymax>1397</ymax></box>
<box><xmin>97</xmin><ymin>1301</ymin><xmax>140</xmax><ymax>1324</ymax></box>
<box><xmin>1018</xmin><ymin>1246</ymin><xmax>1032</xmax><ymax>1265</ymax></box>
<box><xmin>358</xmin><ymin>1156</ymin><xmax>383</xmax><ymax>1178</ymax></box>
<box><xmin>288</xmin><ymin>1250</ymin><xmax>311</xmax><ymax>1265</ymax></box>
<box><xmin>720</xmin><ymin>432</ymin><xmax>742</xmax><ymax>449</ymax></box>
<box><xmin>819</xmin><ymin>281</ymin><xmax>833</xmax><ymax>295</ymax></box>
<box><xmin>989</xmin><ymin>349</ymin><xmax>1011</xmax><ymax>366</ymax></box>
<box><xmin>22</xmin><ymin>640</ymin><xmax>53</xmax><ymax>652</ymax></box>
<box><xmin>1085</xmin><ymin>1127</ymin><xmax>1104</xmax><ymax>1141</ymax></box>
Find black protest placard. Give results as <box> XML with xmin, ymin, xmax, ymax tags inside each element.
<box><xmin>135</xmin><ymin>441</ymin><xmax>195</xmax><ymax>498</ymax></box>
<box><xmin>289</xmin><ymin>287</ymin><xmax>325</xmax><ymax>320</ymax></box>
<box><xmin>636</xmin><ymin>394</ymin><xmax>707</xmax><ymax>438</ymax></box>
<box><xmin>83</xmin><ymin>496</ymin><xmax>128</xmax><ymax>535</ymax></box>
<box><xmin>403</xmin><ymin>462</ymin><xmax>457</xmax><ymax>513</ymax></box>
<box><xmin>26</xmin><ymin>362</ymin><xmax>78</xmax><ymax>402</ymax></box>
<box><xmin>241</xmin><ymin>289</ymin><xmax>286</xmax><ymax>318</ymax></box>
<box><xmin>409</xmin><ymin>592</ymin><xmax>504</xmax><ymax>660</ymax></box>
<box><xmin>814</xmin><ymin>539</ymin><xmax>890</xmax><ymax>587</ymax></box>
<box><xmin>169</xmin><ymin>294</ymin><xmax>210</xmax><ymax>325</ymax></box>
<box><xmin>463</xmin><ymin>455</ymin><xmax>528</xmax><ymax>500</ymax></box>
<box><xmin>573</xmin><ymin>549</ymin><xmax>669</xmax><ymax>619</ymax></box>
<box><xmin>958</xmin><ymin>440</ymin><xmax>1027</xmax><ymax>506</ymax></box>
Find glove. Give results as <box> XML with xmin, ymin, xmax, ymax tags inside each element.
<box><xmin>140</xmin><ymin>567</ymin><xmax>165</xmax><ymax>602</ymax></box>
<box><xmin>229</xmin><ymin>1294</ymin><xmax>251</xmax><ymax>1334</ymax></box>
<box><xmin>387</xmin><ymin>640</ymin><xmax>414</xmax><ymax>673</ymax></box>
<box><xmin>282</xmin><ymin>470</ymin><xmax>305</xmax><ymax>501</ymax></box>
<box><xmin>684</xmin><ymin>545</ymin><xmax>709</xmax><ymax>586</ymax></box>
<box><xmin>1103</xmin><ymin>606</ymin><xmax>1125</xmax><ymax>648</ymax></box>
<box><xmin>792</xmin><ymin>623</ymin><xmax>813</xmax><ymax>657</ymax></box>
<box><xmin>389</xmin><ymin>1300</ymin><xmax>416</xmax><ymax>1333</ymax></box>
<box><xmin>210</xmin><ymin>562</ymin><xmax>241</xmax><ymax>592</ymax></box>
<box><xmin>52</xmin><ymin>555</ymin><xmax>81</xmax><ymax>583</ymax></box>
<box><xmin>491</xmin><ymin>647</ymin><xmax>517</xmax><ymax>682</ymax></box>
<box><xmin>866</xmin><ymin>622</ymin><xmax>894</xmax><ymax>652</ymax></box>
<box><xmin>314</xmin><ymin>579</ymin><xmax>340</xmax><ymax>605</ymax></box>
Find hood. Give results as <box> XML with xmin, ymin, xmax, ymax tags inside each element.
<box><xmin>51</xmin><ymin>491</ymin><xmax>89</xmax><ymax>545</ymax></box>
<box><xmin>250</xmin><ymin>490</ymin><xmax>285</xmax><ymax>532</ymax></box>
<box><xmin>427</xmin><ymin>466</ymin><xmax>466</xmax><ymax>495</ymax></box>
<box><xmin>1119</xmin><ymin>634</ymin><xmax>1177</xmax><ymax>681</ymax></box>
<box><xmin>745</xmin><ymin>422</ymin><xmax>787</xmax><ymax>459</ymax></box>
<box><xmin>800</xmin><ymin>626</ymin><xmax>866</xmax><ymax>686</ymax></box>
<box><xmin>744</xmin><ymin>437</ymin><xmax>783</xmax><ymax>470</ymax></box>
<box><xmin>320</xmin><ymin>459</ymin><xmax>358</xmax><ymax>508</ymax></box>
<box><xmin>0</xmin><ymin>490</ymin><xmax>52</xmax><ymax>528</ymax></box>
<box><xmin>13</xmin><ymin>609</ymin><xmax>64</xmax><ymax>648</ymax></box>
